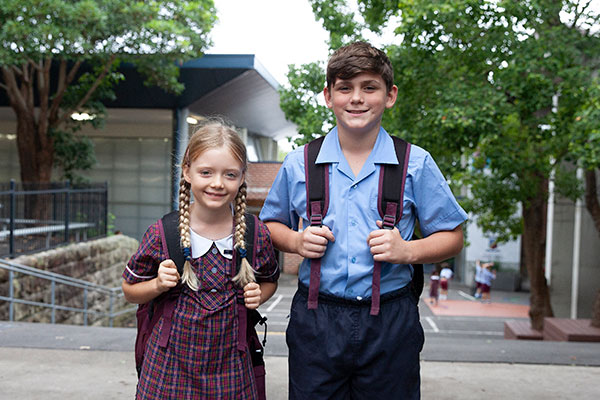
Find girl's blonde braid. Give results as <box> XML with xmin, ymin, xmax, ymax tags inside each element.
<box><xmin>178</xmin><ymin>171</ymin><xmax>200</xmax><ymax>291</ymax></box>
<box><xmin>232</xmin><ymin>182</ymin><xmax>256</xmax><ymax>287</ymax></box>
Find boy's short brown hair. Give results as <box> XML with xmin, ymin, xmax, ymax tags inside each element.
<box><xmin>326</xmin><ymin>41</ymin><xmax>394</xmax><ymax>92</ymax></box>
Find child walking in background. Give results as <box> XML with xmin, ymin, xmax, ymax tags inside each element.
<box><xmin>429</xmin><ymin>265</ymin><xmax>441</xmax><ymax>306</ymax></box>
<box><xmin>474</xmin><ymin>259</ymin><xmax>493</xmax><ymax>299</ymax></box>
<box><xmin>122</xmin><ymin>120</ymin><xmax>279</xmax><ymax>399</ymax></box>
<box><xmin>439</xmin><ymin>262</ymin><xmax>453</xmax><ymax>300</ymax></box>
<box><xmin>480</xmin><ymin>262</ymin><xmax>496</xmax><ymax>303</ymax></box>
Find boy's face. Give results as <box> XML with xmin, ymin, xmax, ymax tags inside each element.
<box><xmin>324</xmin><ymin>72</ymin><xmax>397</xmax><ymax>137</ymax></box>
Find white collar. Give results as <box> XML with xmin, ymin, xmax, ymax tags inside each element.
<box><xmin>189</xmin><ymin>229</ymin><xmax>233</xmax><ymax>259</ymax></box>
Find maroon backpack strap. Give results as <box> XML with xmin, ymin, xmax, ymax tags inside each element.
<box><xmin>371</xmin><ymin>137</ymin><xmax>411</xmax><ymax>315</ymax></box>
<box><xmin>304</xmin><ymin>136</ymin><xmax>328</xmax><ymax>310</ymax></box>
<box><xmin>156</xmin><ymin>213</ymin><xmax>183</xmax><ymax>348</ymax></box>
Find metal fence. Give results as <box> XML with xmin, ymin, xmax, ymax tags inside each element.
<box><xmin>0</xmin><ymin>180</ymin><xmax>108</xmax><ymax>258</ymax></box>
<box><xmin>0</xmin><ymin>258</ymin><xmax>135</xmax><ymax>327</ymax></box>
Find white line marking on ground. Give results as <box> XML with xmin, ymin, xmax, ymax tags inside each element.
<box><xmin>458</xmin><ymin>290</ymin><xmax>477</xmax><ymax>301</ymax></box>
<box><xmin>423</xmin><ymin>329</ymin><xmax>503</xmax><ymax>336</ymax></box>
<box><xmin>424</xmin><ymin>317</ymin><xmax>439</xmax><ymax>333</ymax></box>
<box><xmin>266</xmin><ymin>295</ymin><xmax>283</xmax><ymax>312</ymax></box>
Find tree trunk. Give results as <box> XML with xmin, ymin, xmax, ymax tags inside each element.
<box><xmin>584</xmin><ymin>168</ymin><xmax>600</xmax><ymax>327</ymax></box>
<box><xmin>592</xmin><ymin>290</ymin><xmax>600</xmax><ymax>328</ymax></box>
<box><xmin>16</xmin><ymin>114</ymin><xmax>54</xmax><ymax>183</ymax></box>
<box><xmin>522</xmin><ymin>175</ymin><xmax>554</xmax><ymax>331</ymax></box>
<box><xmin>15</xmin><ymin>113</ymin><xmax>55</xmax><ymax>221</ymax></box>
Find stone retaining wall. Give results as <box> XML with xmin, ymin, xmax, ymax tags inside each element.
<box><xmin>0</xmin><ymin>234</ymin><xmax>139</xmax><ymax>327</ymax></box>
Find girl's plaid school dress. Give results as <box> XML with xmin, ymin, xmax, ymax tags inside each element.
<box><xmin>123</xmin><ymin>220</ymin><xmax>279</xmax><ymax>400</ymax></box>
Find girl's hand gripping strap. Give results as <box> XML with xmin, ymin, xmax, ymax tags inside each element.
<box><xmin>371</xmin><ymin>138</ymin><xmax>411</xmax><ymax>316</ymax></box>
<box><xmin>156</xmin><ymin>212</ymin><xmax>184</xmax><ymax>347</ymax></box>
<box><xmin>304</xmin><ymin>137</ymin><xmax>329</xmax><ymax>310</ymax></box>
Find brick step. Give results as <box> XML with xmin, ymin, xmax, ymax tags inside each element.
<box><xmin>543</xmin><ymin>318</ymin><xmax>600</xmax><ymax>342</ymax></box>
<box><xmin>504</xmin><ymin>320</ymin><xmax>543</xmax><ymax>340</ymax></box>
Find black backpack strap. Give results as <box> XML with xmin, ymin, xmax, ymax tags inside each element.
<box><xmin>236</xmin><ymin>212</ymin><xmax>258</xmax><ymax>273</ymax></box>
<box><xmin>371</xmin><ymin>137</ymin><xmax>413</xmax><ymax>315</ymax></box>
<box><xmin>378</xmin><ymin>136</ymin><xmax>410</xmax><ymax>228</ymax></box>
<box><xmin>410</xmin><ymin>232</ymin><xmax>424</xmax><ymax>302</ymax></box>
<box><xmin>160</xmin><ymin>210</ymin><xmax>185</xmax><ymax>275</ymax></box>
<box><xmin>305</xmin><ymin>136</ymin><xmax>329</xmax><ymax>226</ymax></box>
<box><xmin>304</xmin><ymin>136</ymin><xmax>328</xmax><ymax>310</ymax></box>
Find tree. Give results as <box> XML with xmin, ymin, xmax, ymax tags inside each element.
<box><xmin>0</xmin><ymin>0</ymin><xmax>216</xmax><ymax>183</ymax></box>
<box><xmin>570</xmin><ymin>79</ymin><xmax>600</xmax><ymax>327</ymax></box>
<box><xmin>281</xmin><ymin>0</ymin><xmax>600</xmax><ymax>330</ymax></box>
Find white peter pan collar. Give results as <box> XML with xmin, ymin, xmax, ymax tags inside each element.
<box><xmin>189</xmin><ymin>229</ymin><xmax>233</xmax><ymax>259</ymax></box>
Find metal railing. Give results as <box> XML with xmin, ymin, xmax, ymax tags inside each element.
<box><xmin>0</xmin><ymin>258</ymin><xmax>136</xmax><ymax>327</ymax></box>
<box><xmin>0</xmin><ymin>180</ymin><xmax>108</xmax><ymax>258</ymax></box>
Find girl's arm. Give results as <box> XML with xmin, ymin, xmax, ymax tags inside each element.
<box><xmin>243</xmin><ymin>281</ymin><xmax>278</xmax><ymax>310</ymax></box>
<box><xmin>122</xmin><ymin>260</ymin><xmax>180</xmax><ymax>304</ymax></box>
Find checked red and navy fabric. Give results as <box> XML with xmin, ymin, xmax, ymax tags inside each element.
<box><xmin>124</xmin><ymin>219</ymin><xmax>279</xmax><ymax>399</ymax></box>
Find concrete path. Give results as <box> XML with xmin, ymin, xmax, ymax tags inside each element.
<box><xmin>1</xmin><ymin>273</ymin><xmax>600</xmax><ymax>399</ymax></box>
<box><xmin>1</xmin><ymin>347</ymin><xmax>599</xmax><ymax>400</ymax></box>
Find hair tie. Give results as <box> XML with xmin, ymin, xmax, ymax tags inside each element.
<box><xmin>183</xmin><ymin>247</ymin><xmax>192</xmax><ymax>261</ymax></box>
<box><xmin>238</xmin><ymin>248</ymin><xmax>247</xmax><ymax>258</ymax></box>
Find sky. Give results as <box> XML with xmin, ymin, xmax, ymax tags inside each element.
<box><xmin>208</xmin><ymin>0</ymin><xmax>331</xmax><ymax>86</ymax></box>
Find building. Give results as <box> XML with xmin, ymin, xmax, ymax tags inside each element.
<box><xmin>0</xmin><ymin>54</ymin><xmax>294</xmax><ymax>241</ymax></box>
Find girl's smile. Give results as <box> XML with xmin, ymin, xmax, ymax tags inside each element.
<box><xmin>183</xmin><ymin>145</ymin><xmax>245</xmax><ymax>214</ymax></box>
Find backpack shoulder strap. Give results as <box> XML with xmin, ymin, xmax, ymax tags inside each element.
<box><xmin>159</xmin><ymin>210</ymin><xmax>185</xmax><ymax>275</ymax></box>
<box><xmin>303</xmin><ymin>136</ymin><xmax>329</xmax><ymax>310</ymax></box>
<box><xmin>235</xmin><ymin>212</ymin><xmax>258</xmax><ymax>272</ymax></box>
<box><xmin>378</xmin><ymin>136</ymin><xmax>425</xmax><ymax>300</ymax></box>
<box><xmin>378</xmin><ymin>136</ymin><xmax>411</xmax><ymax>228</ymax></box>
<box><xmin>304</xmin><ymin>136</ymin><xmax>329</xmax><ymax>227</ymax></box>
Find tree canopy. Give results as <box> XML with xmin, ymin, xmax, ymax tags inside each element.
<box><xmin>280</xmin><ymin>0</ymin><xmax>600</xmax><ymax>329</ymax></box>
<box><xmin>0</xmin><ymin>0</ymin><xmax>217</xmax><ymax>182</ymax></box>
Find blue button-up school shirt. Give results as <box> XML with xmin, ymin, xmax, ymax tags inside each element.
<box><xmin>260</xmin><ymin>127</ymin><xmax>468</xmax><ymax>299</ymax></box>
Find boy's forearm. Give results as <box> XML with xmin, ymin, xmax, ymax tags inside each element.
<box><xmin>265</xmin><ymin>221</ymin><xmax>300</xmax><ymax>254</ymax></box>
<box><xmin>407</xmin><ymin>225</ymin><xmax>464</xmax><ymax>265</ymax></box>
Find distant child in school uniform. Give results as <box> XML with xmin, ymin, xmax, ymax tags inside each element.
<box><xmin>439</xmin><ymin>262</ymin><xmax>453</xmax><ymax>300</ymax></box>
<box><xmin>474</xmin><ymin>259</ymin><xmax>493</xmax><ymax>299</ymax></box>
<box><xmin>429</xmin><ymin>265</ymin><xmax>441</xmax><ymax>306</ymax></box>
<box><xmin>260</xmin><ymin>41</ymin><xmax>468</xmax><ymax>399</ymax></box>
<box><xmin>122</xmin><ymin>120</ymin><xmax>279</xmax><ymax>399</ymax></box>
<box><xmin>480</xmin><ymin>262</ymin><xmax>496</xmax><ymax>303</ymax></box>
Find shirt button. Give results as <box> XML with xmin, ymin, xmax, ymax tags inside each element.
<box><xmin>211</xmin><ymin>267</ymin><xmax>218</xmax><ymax>273</ymax></box>
<box><xmin>211</xmin><ymin>248</ymin><xmax>218</xmax><ymax>255</ymax></box>
<box><xmin>351</xmin><ymin>184</ymin><xmax>357</xmax><ymax>189</ymax></box>
<box><xmin>351</xmin><ymin>221</ymin><xmax>357</xmax><ymax>226</ymax></box>
<box><xmin>351</xmin><ymin>257</ymin><xmax>356</xmax><ymax>263</ymax></box>
<box><xmin>210</xmin><ymin>288</ymin><xmax>217</xmax><ymax>293</ymax></box>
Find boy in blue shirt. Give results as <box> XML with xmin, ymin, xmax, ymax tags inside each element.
<box><xmin>260</xmin><ymin>41</ymin><xmax>468</xmax><ymax>399</ymax></box>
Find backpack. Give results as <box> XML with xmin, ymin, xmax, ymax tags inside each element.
<box><xmin>134</xmin><ymin>210</ymin><xmax>268</xmax><ymax>400</ymax></box>
<box><xmin>304</xmin><ymin>135</ymin><xmax>424</xmax><ymax>315</ymax></box>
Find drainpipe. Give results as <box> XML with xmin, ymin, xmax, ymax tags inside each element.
<box><xmin>571</xmin><ymin>167</ymin><xmax>583</xmax><ymax>319</ymax></box>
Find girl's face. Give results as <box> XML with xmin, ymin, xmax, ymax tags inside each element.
<box><xmin>183</xmin><ymin>145</ymin><xmax>245</xmax><ymax>213</ymax></box>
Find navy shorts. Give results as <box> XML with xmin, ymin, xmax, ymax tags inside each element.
<box><xmin>286</xmin><ymin>282</ymin><xmax>425</xmax><ymax>400</ymax></box>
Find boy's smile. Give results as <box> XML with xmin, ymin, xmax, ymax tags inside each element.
<box><xmin>324</xmin><ymin>72</ymin><xmax>397</xmax><ymax>138</ymax></box>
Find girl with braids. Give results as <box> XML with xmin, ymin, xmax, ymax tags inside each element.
<box><xmin>122</xmin><ymin>120</ymin><xmax>279</xmax><ymax>399</ymax></box>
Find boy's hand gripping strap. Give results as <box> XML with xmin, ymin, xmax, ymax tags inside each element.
<box><xmin>305</xmin><ymin>137</ymin><xmax>328</xmax><ymax>310</ymax></box>
<box><xmin>371</xmin><ymin>138</ymin><xmax>411</xmax><ymax>316</ymax></box>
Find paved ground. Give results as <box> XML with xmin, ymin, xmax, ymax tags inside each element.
<box><xmin>1</xmin><ymin>273</ymin><xmax>599</xmax><ymax>399</ymax></box>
